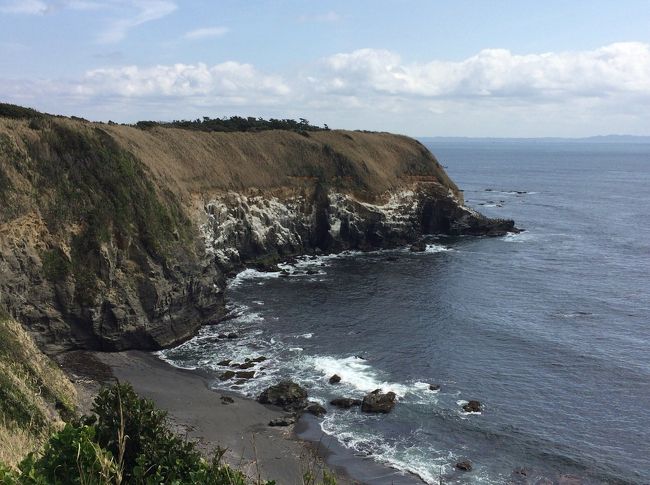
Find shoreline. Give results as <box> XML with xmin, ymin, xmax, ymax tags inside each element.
<box><xmin>61</xmin><ymin>349</ymin><xmax>352</xmax><ymax>484</ymax></box>
<box><xmin>60</xmin><ymin>349</ymin><xmax>425</xmax><ymax>485</ymax></box>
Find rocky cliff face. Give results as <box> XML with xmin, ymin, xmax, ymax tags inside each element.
<box><xmin>0</xmin><ymin>106</ymin><xmax>515</xmax><ymax>353</ymax></box>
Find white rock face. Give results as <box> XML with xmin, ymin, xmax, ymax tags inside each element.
<box><xmin>197</xmin><ymin>185</ymin><xmax>478</xmax><ymax>265</ymax></box>
<box><xmin>198</xmin><ymin>190</ymin><xmax>422</xmax><ymax>262</ymax></box>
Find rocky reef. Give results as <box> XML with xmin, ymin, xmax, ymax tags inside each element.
<box><xmin>0</xmin><ymin>104</ymin><xmax>516</xmax><ymax>353</ymax></box>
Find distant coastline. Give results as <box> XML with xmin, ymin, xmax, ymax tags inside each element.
<box><xmin>419</xmin><ymin>134</ymin><xmax>650</xmax><ymax>144</ymax></box>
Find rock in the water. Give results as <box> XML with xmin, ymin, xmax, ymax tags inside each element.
<box><xmin>227</xmin><ymin>332</ymin><xmax>238</xmax><ymax>339</ymax></box>
<box><xmin>220</xmin><ymin>370</ymin><xmax>236</xmax><ymax>381</ymax></box>
<box><xmin>456</xmin><ymin>460</ymin><xmax>472</xmax><ymax>471</ymax></box>
<box><xmin>462</xmin><ymin>400</ymin><xmax>481</xmax><ymax>413</ymax></box>
<box><xmin>216</xmin><ymin>359</ymin><xmax>231</xmax><ymax>366</ymax></box>
<box><xmin>361</xmin><ymin>389</ymin><xmax>396</xmax><ymax>413</ymax></box>
<box><xmin>305</xmin><ymin>403</ymin><xmax>327</xmax><ymax>417</ymax></box>
<box><xmin>235</xmin><ymin>370</ymin><xmax>255</xmax><ymax>379</ymax></box>
<box><xmin>269</xmin><ymin>415</ymin><xmax>296</xmax><ymax>427</ymax></box>
<box><xmin>409</xmin><ymin>240</ymin><xmax>426</xmax><ymax>252</ymax></box>
<box><xmin>258</xmin><ymin>380</ymin><xmax>308</xmax><ymax>411</ymax></box>
<box><xmin>220</xmin><ymin>396</ymin><xmax>234</xmax><ymax>405</ymax></box>
<box><xmin>251</xmin><ymin>356</ymin><xmax>267</xmax><ymax>363</ymax></box>
<box><xmin>306</xmin><ymin>269</ymin><xmax>318</xmax><ymax>275</ymax></box>
<box><xmin>330</xmin><ymin>397</ymin><xmax>362</xmax><ymax>409</ymax></box>
<box><xmin>218</xmin><ymin>333</ymin><xmax>228</xmax><ymax>339</ymax></box>
<box><xmin>329</xmin><ymin>374</ymin><xmax>341</xmax><ymax>384</ymax></box>
<box><xmin>429</xmin><ymin>384</ymin><xmax>440</xmax><ymax>391</ymax></box>
<box><xmin>238</xmin><ymin>362</ymin><xmax>256</xmax><ymax>369</ymax></box>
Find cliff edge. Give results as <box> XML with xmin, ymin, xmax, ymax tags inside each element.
<box><xmin>0</xmin><ymin>105</ymin><xmax>515</xmax><ymax>352</ymax></box>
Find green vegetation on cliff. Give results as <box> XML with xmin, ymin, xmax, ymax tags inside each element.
<box><xmin>0</xmin><ymin>313</ymin><xmax>76</xmax><ymax>467</ymax></box>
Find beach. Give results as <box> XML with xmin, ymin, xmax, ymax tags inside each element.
<box><xmin>60</xmin><ymin>349</ymin><xmax>348</xmax><ymax>485</ymax></box>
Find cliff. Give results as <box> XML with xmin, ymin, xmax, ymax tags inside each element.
<box><xmin>0</xmin><ymin>104</ymin><xmax>515</xmax><ymax>353</ymax></box>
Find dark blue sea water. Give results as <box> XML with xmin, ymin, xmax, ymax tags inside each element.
<box><xmin>161</xmin><ymin>141</ymin><xmax>650</xmax><ymax>484</ymax></box>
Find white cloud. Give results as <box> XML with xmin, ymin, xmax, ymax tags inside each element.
<box><xmin>0</xmin><ymin>0</ymin><xmax>48</xmax><ymax>14</ymax></box>
<box><xmin>184</xmin><ymin>26</ymin><xmax>229</xmax><ymax>40</ymax></box>
<box><xmin>76</xmin><ymin>62</ymin><xmax>290</xmax><ymax>103</ymax></box>
<box><xmin>311</xmin><ymin>43</ymin><xmax>650</xmax><ymax>101</ymax></box>
<box><xmin>98</xmin><ymin>0</ymin><xmax>177</xmax><ymax>44</ymax></box>
<box><xmin>1</xmin><ymin>42</ymin><xmax>649</xmax><ymax>136</ymax></box>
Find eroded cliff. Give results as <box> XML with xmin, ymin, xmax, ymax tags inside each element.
<box><xmin>0</xmin><ymin>105</ymin><xmax>515</xmax><ymax>352</ymax></box>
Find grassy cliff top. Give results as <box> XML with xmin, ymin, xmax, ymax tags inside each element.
<box><xmin>0</xmin><ymin>103</ymin><xmax>460</xmax><ymax>207</ymax></box>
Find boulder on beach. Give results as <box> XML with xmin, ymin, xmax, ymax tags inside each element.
<box><xmin>463</xmin><ymin>400</ymin><xmax>481</xmax><ymax>413</ymax></box>
<box><xmin>329</xmin><ymin>374</ymin><xmax>341</xmax><ymax>384</ymax></box>
<box><xmin>269</xmin><ymin>415</ymin><xmax>296</xmax><ymax>427</ymax></box>
<box><xmin>361</xmin><ymin>389</ymin><xmax>396</xmax><ymax>413</ymax></box>
<box><xmin>456</xmin><ymin>460</ymin><xmax>472</xmax><ymax>471</ymax></box>
<box><xmin>258</xmin><ymin>380</ymin><xmax>308</xmax><ymax>411</ymax></box>
<box><xmin>220</xmin><ymin>396</ymin><xmax>234</xmax><ymax>405</ymax></box>
<box><xmin>330</xmin><ymin>397</ymin><xmax>362</xmax><ymax>409</ymax></box>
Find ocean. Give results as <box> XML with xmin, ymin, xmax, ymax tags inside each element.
<box><xmin>160</xmin><ymin>141</ymin><xmax>650</xmax><ymax>484</ymax></box>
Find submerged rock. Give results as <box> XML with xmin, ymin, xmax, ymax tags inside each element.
<box><xmin>463</xmin><ymin>400</ymin><xmax>482</xmax><ymax>413</ymax></box>
<box><xmin>235</xmin><ymin>370</ymin><xmax>255</xmax><ymax>379</ymax></box>
<box><xmin>220</xmin><ymin>370</ymin><xmax>236</xmax><ymax>381</ymax></box>
<box><xmin>258</xmin><ymin>380</ymin><xmax>308</xmax><ymax>411</ymax></box>
<box><xmin>409</xmin><ymin>240</ymin><xmax>426</xmax><ymax>252</ymax></box>
<box><xmin>456</xmin><ymin>460</ymin><xmax>472</xmax><ymax>471</ymax></box>
<box><xmin>329</xmin><ymin>374</ymin><xmax>341</xmax><ymax>384</ymax></box>
<box><xmin>361</xmin><ymin>389</ymin><xmax>396</xmax><ymax>413</ymax></box>
<box><xmin>227</xmin><ymin>332</ymin><xmax>238</xmax><ymax>339</ymax></box>
<box><xmin>428</xmin><ymin>384</ymin><xmax>440</xmax><ymax>391</ymax></box>
<box><xmin>216</xmin><ymin>359</ymin><xmax>232</xmax><ymax>366</ymax></box>
<box><xmin>330</xmin><ymin>397</ymin><xmax>362</xmax><ymax>409</ymax></box>
<box><xmin>305</xmin><ymin>403</ymin><xmax>327</xmax><ymax>417</ymax></box>
<box><xmin>237</xmin><ymin>362</ymin><xmax>256</xmax><ymax>369</ymax></box>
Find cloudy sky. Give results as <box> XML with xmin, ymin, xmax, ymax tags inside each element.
<box><xmin>1</xmin><ymin>0</ymin><xmax>649</xmax><ymax>137</ymax></box>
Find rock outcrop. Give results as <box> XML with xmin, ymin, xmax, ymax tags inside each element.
<box><xmin>258</xmin><ymin>381</ymin><xmax>308</xmax><ymax>411</ymax></box>
<box><xmin>0</xmin><ymin>104</ymin><xmax>517</xmax><ymax>352</ymax></box>
<box><xmin>361</xmin><ymin>389</ymin><xmax>397</xmax><ymax>413</ymax></box>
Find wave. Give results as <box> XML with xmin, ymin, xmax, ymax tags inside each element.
<box><xmin>502</xmin><ymin>231</ymin><xmax>533</xmax><ymax>243</ymax></box>
<box><xmin>227</xmin><ymin>268</ymin><xmax>281</xmax><ymax>288</ymax></box>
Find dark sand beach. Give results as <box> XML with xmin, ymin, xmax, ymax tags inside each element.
<box><xmin>61</xmin><ymin>350</ymin><xmax>341</xmax><ymax>484</ymax></box>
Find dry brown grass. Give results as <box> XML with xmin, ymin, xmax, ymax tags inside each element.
<box><xmin>102</xmin><ymin>124</ymin><xmax>459</xmax><ymax>204</ymax></box>
<box><xmin>0</xmin><ymin>420</ymin><xmax>40</xmax><ymax>468</ymax></box>
<box><xmin>0</xmin><ymin>316</ymin><xmax>77</xmax><ymax>467</ymax></box>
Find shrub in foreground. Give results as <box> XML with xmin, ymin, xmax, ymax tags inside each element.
<box><xmin>0</xmin><ymin>383</ymin><xmax>266</xmax><ymax>484</ymax></box>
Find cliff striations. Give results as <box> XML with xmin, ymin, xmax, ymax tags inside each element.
<box><xmin>0</xmin><ymin>105</ymin><xmax>515</xmax><ymax>353</ymax></box>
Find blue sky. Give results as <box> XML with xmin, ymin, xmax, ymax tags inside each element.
<box><xmin>1</xmin><ymin>0</ymin><xmax>649</xmax><ymax>136</ymax></box>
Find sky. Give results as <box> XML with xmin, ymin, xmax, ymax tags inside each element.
<box><xmin>1</xmin><ymin>0</ymin><xmax>649</xmax><ymax>137</ymax></box>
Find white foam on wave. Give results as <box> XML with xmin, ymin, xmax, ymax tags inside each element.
<box><xmin>320</xmin><ymin>416</ymin><xmax>457</xmax><ymax>484</ymax></box>
<box><xmin>424</xmin><ymin>244</ymin><xmax>452</xmax><ymax>254</ymax></box>
<box><xmin>308</xmin><ymin>355</ymin><xmax>410</xmax><ymax>396</ymax></box>
<box><xmin>228</xmin><ymin>268</ymin><xmax>280</xmax><ymax>289</ymax></box>
<box><xmin>502</xmin><ymin>231</ymin><xmax>533</xmax><ymax>243</ymax></box>
<box><xmin>296</xmin><ymin>332</ymin><xmax>313</xmax><ymax>339</ymax></box>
